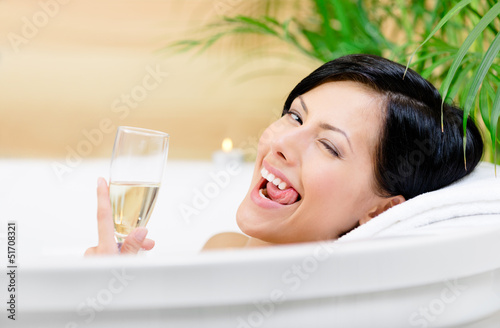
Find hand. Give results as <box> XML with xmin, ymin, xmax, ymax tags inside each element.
<box><xmin>84</xmin><ymin>177</ymin><xmax>155</xmax><ymax>256</ymax></box>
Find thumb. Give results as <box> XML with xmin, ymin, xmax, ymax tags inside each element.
<box><xmin>120</xmin><ymin>227</ymin><xmax>148</xmax><ymax>254</ymax></box>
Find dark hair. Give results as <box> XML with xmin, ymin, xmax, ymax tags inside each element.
<box><xmin>283</xmin><ymin>54</ymin><xmax>484</xmax><ymax>200</ymax></box>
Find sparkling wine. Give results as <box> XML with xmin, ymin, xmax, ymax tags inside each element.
<box><xmin>110</xmin><ymin>182</ymin><xmax>160</xmax><ymax>242</ymax></box>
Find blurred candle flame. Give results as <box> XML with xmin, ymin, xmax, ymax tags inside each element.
<box><xmin>222</xmin><ymin>138</ymin><xmax>233</xmax><ymax>152</ymax></box>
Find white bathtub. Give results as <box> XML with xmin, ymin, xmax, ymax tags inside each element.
<box><xmin>1</xmin><ymin>159</ymin><xmax>500</xmax><ymax>327</ymax></box>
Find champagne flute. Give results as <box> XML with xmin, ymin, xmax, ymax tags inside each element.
<box><xmin>109</xmin><ymin>126</ymin><xmax>169</xmax><ymax>247</ymax></box>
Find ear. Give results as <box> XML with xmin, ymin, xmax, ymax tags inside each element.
<box><xmin>358</xmin><ymin>195</ymin><xmax>405</xmax><ymax>226</ymax></box>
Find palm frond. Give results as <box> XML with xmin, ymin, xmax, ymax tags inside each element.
<box><xmin>404</xmin><ymin>0</ymin><xmax>474</xmax><ymax>78</ymax></box>
<box><xmin>439</xmin><ymin>2</ymin><xmax>500</xmax><ymax>132</ymax></box>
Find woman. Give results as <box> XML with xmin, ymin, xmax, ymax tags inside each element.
<box><xmin>85</xmin><ymin>54</ymin><xmax>484</xmax><ymax>255</ymax></box>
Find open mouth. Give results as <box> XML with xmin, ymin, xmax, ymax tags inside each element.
<box><xmin>258</xmin><ymin>168</ymin><xmax>301</xmax><ymax>205</ymax></box>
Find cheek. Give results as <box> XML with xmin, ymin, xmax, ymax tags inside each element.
<box><xmin>305</xmin><ymin>161</ymin><xmax>342</xmax><ymax>190</ymax></box>
<box><xmin>303</xmin><ymin>162</ymin><xmax>360</xmax><ymax>214</ymax></box>
<box><xmin>298</xmin><ymin>172</ymin><xmax>352</xmax><ymax>239</ymax></box>
<box><xmin>303</xmin><ymin>173</ymin><xmax>359</xmax><ymax>237</ymax></box>
<box><xmin>309</xmin><ymin>179</ymin><xmax>341</xmax><ymax>212</ymax></box>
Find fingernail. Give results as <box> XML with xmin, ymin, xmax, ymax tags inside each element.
<box><xmin>134</xmin><ymin>228</ymin><xmax>148</xmax><ymax>241</ymax></box>
<box><xmin>97</xmin><ymin>177</ymin><xmax>104</xmax><ymax>186</ymax></box>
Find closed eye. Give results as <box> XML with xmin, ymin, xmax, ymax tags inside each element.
<box><xmin>319</xmin><ymin>140</ymin><xmax>341</xmax><ymax>158</ymax></box>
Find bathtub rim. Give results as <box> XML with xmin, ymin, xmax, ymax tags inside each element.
<box><xmin>19</xmin><ymin>224</ymin><xmax>500</xmax><ymax>307</ymax></box>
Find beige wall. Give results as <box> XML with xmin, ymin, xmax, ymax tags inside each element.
<box><xmin>0</xmin><ymin>0</ymin><xmax>316</xmax><ymax>159</ymax></box>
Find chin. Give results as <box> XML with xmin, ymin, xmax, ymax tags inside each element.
<box><xmin>235</xmin><ymin>210</ymin><xmax>288</xmax><ymax>244</ymax></box>
<box><xmin>235</xmin><ymin>205</ymin><xmax>270</xmax><ymax>243</ymax></box>
<box><xmin>235</xmin><ymin>200</ymin><xmax>257</xmax><ymax>237</ymax></box>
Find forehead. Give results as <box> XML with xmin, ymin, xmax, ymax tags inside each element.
<box><xmin>300</xmin><ymin>80</ymin><xmax>381</xmax><ymax>110</ymax></box>
<box><xmin>298</xmin><ymin>80</ymin><xmax>385</xmax><ymax>151</ymax></box>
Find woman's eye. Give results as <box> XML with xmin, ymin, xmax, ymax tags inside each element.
<box><xmin>320</xmin><ymin>140</ymin><xmax>340</xmax><ymax>158</ymax></box>
<box><xmin>288</xmin><ymin>112</ymin><xmax>303</xmax><ymax>125</ymax></box>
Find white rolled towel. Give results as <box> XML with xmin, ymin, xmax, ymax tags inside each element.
<box><xmin>337</xmin><ymin>161</ymin><xmax>500</xmax><ymax>242</ymax></box>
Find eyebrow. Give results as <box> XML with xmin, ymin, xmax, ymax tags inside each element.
<box><xmin>298</xmin><ymin>96</ymin><xmax>353</xmax><ymax>153</ymax></box>
<box><xmin>299</xmin><ymin>96</ymin><xmax>309</xmax><ymax>114</ymax></box>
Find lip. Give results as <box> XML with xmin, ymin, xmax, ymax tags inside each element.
<box><xmin>249</xmin><ymin>161</ymin><xmax>301</xmax><ymax>209</ymax></box>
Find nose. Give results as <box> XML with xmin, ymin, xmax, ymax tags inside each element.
<box><xmin>265</xmin><ymin>123</ymin><xmax>308</xmax><ymax>166</ymax></box>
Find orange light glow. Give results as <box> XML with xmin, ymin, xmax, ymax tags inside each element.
<box><xmin>222</xmin><ymin>138</ymin><xmax>233</xmax><ymax>152</ymax></box>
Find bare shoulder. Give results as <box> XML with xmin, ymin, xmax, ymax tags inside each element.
<box><xmin>202</xmin><ymin>232</ymin><xmax>250</xmax><ymax>251</ymax></box>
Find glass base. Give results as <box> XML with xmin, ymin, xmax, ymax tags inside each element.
<box><xmin>114</xmin><ymin>232</ymin><xmax>127</xmax><ymax>252</ymax></box>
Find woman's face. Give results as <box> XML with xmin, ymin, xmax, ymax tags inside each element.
<box><xmin>236</xmin><ymin>81</ymin><xmax>390</xmax><ymax>244</ymax></box>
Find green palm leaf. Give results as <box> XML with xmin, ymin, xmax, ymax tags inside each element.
<box><xmin>404</xmin><ymin>0</ymin><xmax>473</xmax><ymax>78</ymax></box>
<box><xmin>462</xmin><ymin>30</ymin><xmax>500</xmax><ymax>166</ymax></box>
<box><xmin>463</xmin><ymin>31</ymin><xmax>500</xmax><ymax>115</ymax></box>
<box><xmin>225</xmin><ymin>16</ymin><xmax>280</xmax><ymax>36</ymax></box>
<box><xmin>446</xmin><ymin>59</ymin><xmax>477</xmax><ymax>102</ymax></box>
<box><xmin>490</xmin><ymin>87</ymin><xmax>500</xmax><ymax>173</ymax></box>
<box><xmin>479</xmin><ymin>79</ymin><xmax>491</xmax><ymax>129</ymax></box>
<box><xmin>441</xmin><ymin>2</ymin><xmax>500</xmax><ymax>133</ymax></box>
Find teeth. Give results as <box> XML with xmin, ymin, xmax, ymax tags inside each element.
<box><xmin>261</xmin><ymin>167</ymin><xmax>288</xmax><ymax>190</ymax></box>
<box><xmin>259</xmin><ymin>188</ymin><xmax>269</xmax><ymax>199</ymax></box>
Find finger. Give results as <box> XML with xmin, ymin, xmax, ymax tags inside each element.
<box><xmin>96</xmin><ymin>177</ymin><xmax>116</xmax><ymax>248</ymax></box>
<box><xmin>141</xmin><ymin>238</ymin><xmax>155</xmax><ymax>251</ymax></box>
<box><xmin>120</xmin><ymin>227</ymin><xmax>148</xmax><ymax>254</ymax></box>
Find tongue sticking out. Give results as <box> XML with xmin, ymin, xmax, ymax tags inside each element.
<box><xmin>266</xmin><ymin>181</ymin><xmax>299</xmax><ymax>205</ymax></box>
